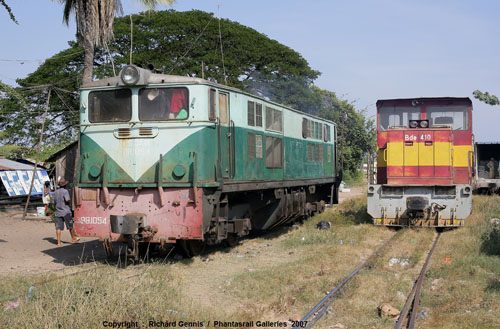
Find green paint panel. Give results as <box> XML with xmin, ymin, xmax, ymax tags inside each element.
<box><xmin>79</xmin><ymin>126</ymin><xmax>336</xmax><ymax>187</ymax></box>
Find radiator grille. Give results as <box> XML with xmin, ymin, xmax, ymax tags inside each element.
<box><xmin>117</xmin><ymin>128</ymin><xmax>131</xmax><ymax>137</ymax></box>
<box><xmin>139</xmin><ymin>127</ymin><xmax>153</xmax><ymax>136</ymax></box>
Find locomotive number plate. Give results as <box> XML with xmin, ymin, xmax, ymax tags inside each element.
<box><xmin>404</xmin><ymin>133</ymin><xmax>432</xmax><ymax>142</ymax></box>
<box><xmin>77</xmin><ymin>216</ymin><xmax>107</xmax><ymax>225</ymax></box>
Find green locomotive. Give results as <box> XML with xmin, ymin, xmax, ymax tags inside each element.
<box><xmin>73</xmin><ymin>65</ymin><xmax>341</xmax><ymax>259</ymax></box>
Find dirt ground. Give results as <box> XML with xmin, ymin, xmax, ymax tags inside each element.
<box><xmin>0</xmin><ymin>185</ymin><xmax>365</xmax><ymax>276</ymax></box>
<box><xmin>0</xmin><ymin>210</ymin><xmax>106</xmax><ymax>275</ymax></box>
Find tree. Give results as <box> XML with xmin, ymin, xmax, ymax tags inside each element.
<box><xmin>316</xmin><ymin>87</ymin><xmax>375</xmax><ymax>179</ymax></box>
<box><xmin>1</xmin><ymin>9</ymin><xmax>374</xmax><ymax>179</ymax></box>
<box><xmin>0</xmin><ymin>46</ymin><xmax>82</xmax><ymax>152</ymax></box>
<box><xmin>473</xmin><ymin>90</ymin><xmax>499</xmax><ymax>106</ymax></box>
<box><xmin>1</xmin><ymin>0</ymin><xmax>17</xmax><ymax>23</ymax></box>
<box><xmin>104</xmin><ymin>10</ymin><xmax>320</xmax><ymax>111</ymax></box>
<box><xmin>57</xmin><ymin>0</ymin><xmax>174</xmax><ymax>84</ymax></box>
<box><xmin>0</xmin><ymin>10</ymin><xmax>318</xmax><ymax>150</ymax></box>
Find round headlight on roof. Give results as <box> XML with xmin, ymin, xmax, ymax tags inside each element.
<box><xmin>120</xmin><ymin>65</ymin><xmax>140</xmax><ymax>85</ymax></box>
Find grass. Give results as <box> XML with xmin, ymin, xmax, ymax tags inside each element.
<box><xmin>1</xmin><ymin>195</ymin><xmax>498</xmax><ymax>328</ymax></box>
<box><xmin>420</xmin><ymin>195</ymin><xmax>500</xmax><ymax>329</ymax></box>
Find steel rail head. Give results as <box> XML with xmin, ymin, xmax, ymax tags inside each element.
<box><xmin>294</xmin><ymin>230</ymin><xmax>405</xmax><ymax>329</ymax></box>
<box><xmin>394</xmin><ymin>232</ymin><xmax>441</xmax><ymax>329</ymax></box>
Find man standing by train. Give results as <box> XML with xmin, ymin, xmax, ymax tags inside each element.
<box><xmin>52</xmin><ymin>179</ymin><xmax>79</xmax><ymax>246</ymax></box>
<box><xmin>487</xmin><ymin>157</ymin><xmax>497</xmax><ymax>179</ymax></box>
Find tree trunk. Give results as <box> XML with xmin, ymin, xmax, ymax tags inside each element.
<box><xmin>82</xmin><ymin>33</ymin><xmax>95</xmax><ymax>85</ymax></box>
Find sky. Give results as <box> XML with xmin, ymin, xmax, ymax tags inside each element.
<box><xmin>1</xmin><ymin>0</ymin><xmax>500</xmax><ymax>142</ymax></box>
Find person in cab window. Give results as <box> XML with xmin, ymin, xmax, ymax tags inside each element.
<box><xmin>169</xmin><ymin>89</ymin><xmax>188</xmax><ymax>119</ymax></box>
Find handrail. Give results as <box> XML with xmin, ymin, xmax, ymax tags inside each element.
<box><xmin>230</xmin><ymin>119</ymin><xmax>236</xmax><ymax>179</ymax></box>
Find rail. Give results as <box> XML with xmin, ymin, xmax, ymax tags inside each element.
<box><xmin>394</xmin><ymin>232</ymin><xmax>441</xmax><ymax>329</ymax></box>
<box><xmin>292</xmin><ymin>230</ymin><xmax>403</xmax><ymax>329</ymax></box>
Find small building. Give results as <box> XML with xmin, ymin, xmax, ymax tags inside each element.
<box><xmin>46</xmin><ymin>141</ymin><xmax>78</xmax><ymax>185</ymax></box>
<box><xmin>0</xmin><ymin>158</ymin><xmax>49</xmax><ymax>197</ymax></box>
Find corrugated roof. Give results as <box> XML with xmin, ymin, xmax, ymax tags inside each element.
<box><xmin>0</xmin><ymin>158</ymin><xmax>35</xmax><ymax>170</ymax></box>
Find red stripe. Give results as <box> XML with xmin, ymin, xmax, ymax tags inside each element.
<box><xmin>388</xmin><ymin>166</ymin><xmax>452</xmax><ymax>178</ymax></box>
<box><xmin>380</xmin><ymin>129</ymin><xmax>471</xmax><ymax>145</ymax></box>
<box><xmin>387</xmin><ymin>177</ymin><xmax>454</xmax><ymax>185</ymax></box>
<box><xmin>385</xmin><ymin>166</ymin><xmax>470</xmax><ymax>185</ymax></box>
<box><xmin>452</xmin><ymin>131</ymin><xmax>473</xmax><ymax>145</ymax></box>
<box><xmin>378</xmin><ymin>131</ymin><xmax>387</xmax><ymax>148</ymax></box>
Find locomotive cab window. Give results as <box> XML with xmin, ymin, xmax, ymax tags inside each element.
<box><xmin>219</xmin><ymin>92</ymin><xmax>229</xmax><ymax>124</ymax></box>
<box><xmin>89</xmin><ymin>89</ymin><xmax>132</xmax><ymax>123</ymax></box>
<box><xmin>209</xmin><ymin>89</ymin><xmax>216</xmax><ymax>121</ymax></box>
<box><xmin>379</xmin><ymin>106</ymin><xmax>420</xmax><ymax>130</ymax></box>
<box><xmin>139</xmin><ymin>87</ymin><xmax>188</xmax><ymax>121</ymax></box>
<box><xmin>427</xmin><ymin>106</ymin><xmax>467</xmax><ymax>130</ymax></box>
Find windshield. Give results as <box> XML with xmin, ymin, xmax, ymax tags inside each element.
<box><xmin>139</xmin><ymin>87</ymin><xmax>189</xmax><ymax>121</ymax></box>
<box><xmin>88</xmin><ymin>89</ymin><xmax>132</xmax><ymax>123</ymax></box>
<box><xmin>379</xmin><ymin>106</ymin><xmax>420</xmax><ymax>130</ymax></box>
<box><xmin>427</xmin><ymin>105</ymin><xmax>467</xmax><ymax>130</ymax></box>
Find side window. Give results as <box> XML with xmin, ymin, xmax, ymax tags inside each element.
<box><xmin>248</xmin><ymin>101</ymin><xmax>263</xmax><ymax>127</ymax></box>
<box><xmin>307</xmin><ymin>143</ymin><xmax>323</xmax><ymax>162</ymax></box>
<box><xmin>265</xmin><ymin>107</ymin><xmax>283</xmax><ymax>132</ymax></box>
<box><xmin>265</xmin><ymin>136</ymin><xmax>283</xmax><ymax>168</ymax></box>
<box><xmin>317</xmin><ymin>144</ymin><xmax>324</xmax><ymax>162</ymax></box>
<box><xmin>307</xmin><ymin>144</ymin><xmax>314</xmax><ymax>161</ymax></box>
<box><xmin>247</xmin><ymin>101</ymin><xmax>255</xmax><ymax>126</ymax></box>
<box><xmin>219</xmin><ymin>92</ymin><xmax>229</xmax><ymax>124</ymax></box>
<box><xmin>247</xmin><ymin>133</ymin><xmax>256</xmax><ymax>159</ymax></box>
<box><xmin>316</xmin><ymin>122</ymin><xmax>323</xmax><ymax>140</ymax></box>
<box><xmin>324</xmin><ymin>124</ymin><xmax>331</xmax><ymax>142</ymax></box>
<box><xmin>255</xmin><ymin>104</ymin><xmax>263</xmax><ymax>127</ymax></box>
<box><xmin>209</xmin><ymin>89</ymin><xmax>216</xmax><ymax>121</ymax></box>
<box><xmin>302</xmin><ymin>118</ymin><xmax>310</xmax><ymax>138</ymax></box>
<box><xmin>255</xmin><ymin>135</ymin><xmax>263</xmax><ymax>158</ymax></box>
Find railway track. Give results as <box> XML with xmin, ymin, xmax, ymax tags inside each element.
<box><xmin>394</xmin><ymin>232</ymin><xmax>441</xmax><ymax>329</ymax></box>
<box><xmin>293</xmin><ymin>230</ymin><xmax>441</xmax><ymax>329</ymax></box>
<box><xmin>291</xmin><ymin>230</ymin><xmax>404</xmax><ymax>329</ymax></box>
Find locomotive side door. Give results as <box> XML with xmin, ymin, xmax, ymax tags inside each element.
<box><xmin>218</xmin><ymin>91</ymin><xmax>233</xmax><ymax>179</ymax></box>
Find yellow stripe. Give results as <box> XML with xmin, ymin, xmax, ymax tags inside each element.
<box><xmin>385</xmin><ymin>142</ymin><xmax>472</xmax><ymax>167</ymax></box>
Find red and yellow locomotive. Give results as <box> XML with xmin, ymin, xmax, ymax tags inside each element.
<box><xmin>368</xmin><ymin>97</ymin><xmax>473</xmax><ymax>227</ymax></box>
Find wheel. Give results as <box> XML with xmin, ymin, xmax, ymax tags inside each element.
<box><xmin>226</xmin><ymin>234</ymin><xmax>239</xmax><ymax>247</ymax></box>
<box><xmin>178</xmin><ymin>240</ymin><xmax>205</xmax><ymax>258</ymax></box>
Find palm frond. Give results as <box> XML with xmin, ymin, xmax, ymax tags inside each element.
<box><xmin>1</xmin><ymin>0</ymin><xmax>18</xmax><ymax>24</ymax></box>
<box><xmin>139</xmin><ymin>0</ymin><xmax>175</xmax><ymax>10</ymax></box>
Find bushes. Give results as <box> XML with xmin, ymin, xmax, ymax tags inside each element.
<box><xmin>480</xmin><ymin>224</ymin><xmax>500</xmax><ymax>256</ymax></box>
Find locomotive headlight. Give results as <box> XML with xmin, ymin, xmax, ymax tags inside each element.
<box><xmin>120</xmin><ymin>65</ymin><xmax>140</xmax><ymax>85</ymax></box>
<box><xmin>419</xmin><ymin>120</ymin><xmax>429</xmax><ymax>128</ymax></box>
<box><xmin>409</xmin><ymin>120</ymin><xmax>419</xmax><ymax>128</ymax></box>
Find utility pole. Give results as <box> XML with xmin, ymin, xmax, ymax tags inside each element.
<box><xmin>23</xmin><ymin>88</ymin><xmax>51</xmax><ymax>220</ymax></box>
